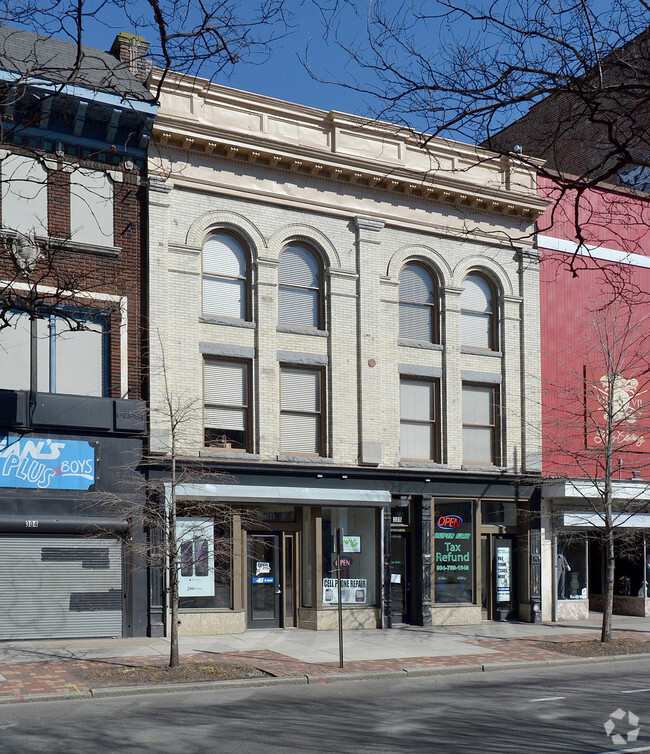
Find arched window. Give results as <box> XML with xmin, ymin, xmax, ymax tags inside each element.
<box><xmin>399</xmin><ymin>263</ymin><xmax>437</xmax><ymax>342</ymax></box>
<box><xmin>279</xmin><ymin>245</ymin><xmax>322</xmax><ymax>328</ymax></box>
<box><xmin>461</xmin><ymin>273</ymin><xmax>497</xmax><ymax>350</ymax></box>
<box><xmin>202</xmin><ymin>233</ymin><xmax>249</xmax><ymax>320</ymax></box>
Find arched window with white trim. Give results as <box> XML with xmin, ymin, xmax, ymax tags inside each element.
<box><xmin>278</xmin><ymin>245</ymin><xmax>323</xmax><ymax>329</ymax></box>
<box><xmin>399</xmin><ymin>262</ymin><xmax>438</xmax><ymax>342</ymax></box>
<box><xmin>202</xmin><ymin>233</ymin><xmax>249</xmax><ymax>320</ymax></box>
<box><xmin>461</xmin><ymin>273</ymin><xmax>497</xmax><ymax>350</ymax></box>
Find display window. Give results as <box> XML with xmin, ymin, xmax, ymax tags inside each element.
<box><xmin>556</xmin><ymin>535</ymin><xmax>588</xmax><ymax>600</ymax></box>
<box><xmin>322</xmin><ymin>507</ymin><xmax>378</xmax><ymax>606</ymax></box>
<box><xmin>433</xmin><ymin>500</ymin><xmax>474</xmax><ymax>604</ymax></box>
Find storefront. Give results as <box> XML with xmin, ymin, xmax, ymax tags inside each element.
<box><xmin>544</xmin><ymin>481</ymin><xmax>650</xmax><ymax>621</ymax></box>
<box><xmin>167</xmin><ymin>482</ymin><xmax>391</xmax><ymax>636</ymax></box>
<box><xmin>0</xmin><ymin>395</ymin><xmax>148</xmax><ymax>640</ymax></box>
<box><xmin>152</xmin><ymin>468</ymin><xmax>540</xmax><ymax>636</ymax></box>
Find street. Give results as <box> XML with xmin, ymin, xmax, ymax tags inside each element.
<box><xmin>1</xmin><ymin>659</ymin><xmax>649</xmax><ymax>752</ymax></box>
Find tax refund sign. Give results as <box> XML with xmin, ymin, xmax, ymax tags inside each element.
<box><xmin>433</xmin><ymin>501</ymin><xmax>474</xmax><ymax>604</ymax></box>
<box><xmin>0</xmin><ymin>436</ymin><xmax>96</xmax><ymax>490</ymax></box>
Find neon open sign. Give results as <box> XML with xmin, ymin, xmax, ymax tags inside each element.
<box><xmin>437</xmin><ymin>515</ymin><xmax>463</xmax><ymax>530</ymax></box>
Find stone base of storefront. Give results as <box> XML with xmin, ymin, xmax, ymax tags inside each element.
<box><xmin>297</xmin><ymin>607</ymin><xmax>380</xmax><ymax>630</ymax></box>
<box><xmin>429</xmin><ymin>605</ymin><xmax>482</xmax><ymax>625</ymax></box>
<box><xmin>590</xmin><ymin>594</ymin><xmax>650</xmax><ymax>617</ymax></box>
<box><xmin>178</xmin><ymin>610</ymin><xmax>247</xmax><ymax>635</ymax></box>
<box><xmin>556</xmin><ymin>599</ymin><xmax>589</xmax><ymax>621</ymax></box>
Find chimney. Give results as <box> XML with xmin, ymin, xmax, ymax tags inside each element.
<box><xmin>110</xmin><ymin>33</ymin><xmax>151</xmax><ymax>83</ymax></box>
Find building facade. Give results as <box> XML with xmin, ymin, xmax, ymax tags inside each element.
<box><xmin>0</xmin><ymin>28</ymin><xmax>155</xmax><ymax>639</ymax></box>
<box><xmin>147</xmin><ymin>70</ymin><xmax>547</xmax><ymax>635</ymax></box>
<box><xmin>491</xmin><ymin>45</ymin><xmax>650</xmax><ymax>622</ymax></box>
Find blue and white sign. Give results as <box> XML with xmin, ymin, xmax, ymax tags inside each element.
<box><xmin>0</xmin><ymin>436</ymin><xmax>96</xmax><ymax>490</ymax></box>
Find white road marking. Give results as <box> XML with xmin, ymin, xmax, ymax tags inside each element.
<box><xmin>529</xmin><ymin>696</ymin><xmax>566</xmax><ymax>702</ymax></box>
<box><xmin>622</xmin><ymin>688</ymin><xmax>650</xmax><ymax>694</ymax></box>
<box><xmin>599</xmin><ymin>747</ymin><xmax>650</xmax><ymax>754</ymax></box>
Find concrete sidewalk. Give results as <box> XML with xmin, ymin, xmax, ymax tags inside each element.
<box><xmin>0</xmin><ymin>614</ymin><xmax>648</xmax><ymax>704</ymax></box>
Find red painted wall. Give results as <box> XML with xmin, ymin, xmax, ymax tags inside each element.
<box><xmin>538</xmin><ymin>177</ymin><xmax>650</xmax><ymax>479</ymax></box>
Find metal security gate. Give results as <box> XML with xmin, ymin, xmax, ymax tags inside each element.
<box><xmin>0</xmin><ymin>536</ymin><xmax>123</xmax><ymax>640</ymax></box>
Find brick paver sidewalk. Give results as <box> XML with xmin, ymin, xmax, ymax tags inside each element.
<box><xmin>1</xmin><ymin>631</ymin><xmax>632</xmax><ymax>702</ymax></box>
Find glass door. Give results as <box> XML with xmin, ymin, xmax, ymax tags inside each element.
<box><xmin>390</xmin><ymin>532</ymin><xmax>411</xmax><ymax>624</ymax></box>
<box><xmin>247</xmin><ymin>533</ymin><xmax>282</xmax><ymax>628</ymax></box>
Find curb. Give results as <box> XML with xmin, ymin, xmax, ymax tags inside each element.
<box><xmin>3</xmin><ymin>652</ymin><xmax>650</xmax><ymax>705</ymax></box>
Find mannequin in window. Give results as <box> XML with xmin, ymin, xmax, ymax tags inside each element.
<box><xmin>557</xmin><ymin>551</ymin><xmax>571</xmax><ymax>600</ymax></box>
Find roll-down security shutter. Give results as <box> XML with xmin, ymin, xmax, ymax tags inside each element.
<box><xmin>0</xmin><ymin>536</ymin><xmax>123</xmax><ymax>640</ymax></box>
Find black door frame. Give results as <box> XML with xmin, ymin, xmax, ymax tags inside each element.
<box><xmin>247</xmin><ymin>532</ymin><xmax>282</xmax><ymax>628</ymax></box>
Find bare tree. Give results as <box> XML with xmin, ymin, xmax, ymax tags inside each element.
<box><xmin>542</xmin><ymin>296</ymin><xmax>650</xmax><ymax>641</ymax></box>
<box><xmin>308</xmin><ymin>1</ymin><xmax>650</xmax><ymax>265</ymax></box>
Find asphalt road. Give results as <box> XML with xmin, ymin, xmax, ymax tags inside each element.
<box><xmin>2</xmin><ymin>659</ymin><xmax>650</xmax><ymax>753</ymax></box>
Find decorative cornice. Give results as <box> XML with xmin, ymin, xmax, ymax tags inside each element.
<box><xmin>149</xmin><ymin>70</ymin><xmax>548</xmax><ymax>223</ymax></box>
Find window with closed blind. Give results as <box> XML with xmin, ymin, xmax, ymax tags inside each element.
<box><xmin>399</xmin><ymin>263</ymin><xmax>438</xmax><ymax>342</ymax></box>
<box><xmin>202</xmin><ymin>233</ymin><xmax>249</xmax><ymax>320</ymax></box>
<box><xmin>280</xmin><ymin>366</ymin><xmax>324</xmax><ymax>455</ymax></box>
<box><xmin>400</xmin><ymin>378</ymin><xmax>440</xmax><ymax>461</ymax></box>
<box><xmin>462</xmin><ymin>384</ymin><xmax>499</xmax><ymax>465</ymax></box>
<box><xmin>461</xmin><ymin>273</ymin><xmax>497</xmax><ymax>350</ymax></box>
<box><xmin>204</xmin><ymin>358</ymin><xmax>250</xmax><ymax>451</ymax></box>
<box><xmin>278</xmin><ymin>245</ymin><xmax>323</xmax><ymax>329</ymax></box>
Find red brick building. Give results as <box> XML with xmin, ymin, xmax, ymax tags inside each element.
<box><xmin>0</xmin><ymin>27</ymin><xmax>156</xmax><ymax>639</ymax></box>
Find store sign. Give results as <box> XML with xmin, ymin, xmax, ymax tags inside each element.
<box><xmin>323</xmin><ymin>578</ymin><xmax>367</xmax><ymax>604</ymax></box>
<box><xmin>437</xmin><ymin>515</ymin><xmax>463</xmax><ymax>530</ymax></box>
<box><xmin>0</xmin><ymin>436</ymin><xmax>95</xmax><ymax>490</ymax></box>
<box><xmin>496</xmin><ymin>546</ymin><xmax>511</xmax><ymax>603</ymax></box>
<box><xmin>177</xmin><ymin>518</ymin><xmax>215</xmax><ymax>597</ymax></box>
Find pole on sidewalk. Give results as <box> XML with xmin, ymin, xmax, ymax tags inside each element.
<box><xmin>336</xmin><ymin>527</ymin><xmax>344</xmax><ymax>668</ymax></box>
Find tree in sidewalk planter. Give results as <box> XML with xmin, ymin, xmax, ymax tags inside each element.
<box><xmin>543</xmin><ymin>294</ymin><xmax>650</xmax><ymax>643</ymax></box>
<box><xmin>99</xmin><ymin>335</ymin><xmax>265</xmax><ymax>669</ymax></box>
<box><xmin>309</xmin><ymin>0</ymin><xmax>650</xmax><ymax>270</ymax></box>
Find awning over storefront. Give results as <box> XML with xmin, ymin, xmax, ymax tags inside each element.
<box><xmin>563</xmin><ymin>511</ymin><xmax>650</xmax><ymax>528</ymax></box>
<box><xmin>168</xmin><ymin>483</ymin><xmax>392</xmax><ymax>507</ymax></box>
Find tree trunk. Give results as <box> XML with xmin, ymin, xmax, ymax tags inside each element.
<box><xmin>601</xmin><ymin>529</ymin><xmax>615</xmax><ymax>643</ymax></box>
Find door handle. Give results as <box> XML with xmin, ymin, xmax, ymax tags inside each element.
<box><xmin>276</xmin><ymin>586</ymin><xmax>282</xmax><ymax>595</ymax></box>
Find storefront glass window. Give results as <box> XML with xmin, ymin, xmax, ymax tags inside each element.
<box><xmin>481</xmin><ymin>501</ymin><xmax>517</xmax><ymax>527</ymax></box>
<box><xmin>178</xmin><ymin>519</ymin><xmax>232</xmax><ymax>609</ymax></box>
<box><xmin>322</xmin><ymin>507</ymin><xmax>377</xmax><ymax>606</ymax></box>
<box><xmin>556</xmin><ymin>535</ymin><xmax>587</xmax><ymax>600</ymax></box>
<box><xmin>434</xmin><ymin>500</ymin><xmax>474</xmax><ymax>604</ymax></box>
<box><xmin>614</xmin><ymin>533</ymin><xmax>645</xmax><ymax>597</ymax></box>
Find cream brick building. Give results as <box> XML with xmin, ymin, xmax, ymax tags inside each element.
<box><xmin>147</xmin><ymin>69</ymin><xmax>547</xmax><ymax>635</ymax></box>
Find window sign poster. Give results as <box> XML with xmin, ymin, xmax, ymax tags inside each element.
<box><xmin>342</xmin><ymin>535</ymin><xmax>361</xmax><ymax>553</ymax></box>
<box><xmin>177</xmin><ymin>518</ymin><xmax>215</xmax><ymax>597</ymax></box>
<box><xmin>433</xmin><ymin>500</ymin><xmax>474</xmax><ymax>604</ymax></box>
<box><xmin>0</xmin><ymin>436</ymin><xmax>96</xmax><ymax>490</ymax></box>
<box><xmin>496</xmin><ymin>545</ymin><xmax>511</xmax><ymax>603</ymax></box>
<box><xmin>323</xmin><ymin>578</ymin><xmax>367</xmax><ymax>604</ymax></box>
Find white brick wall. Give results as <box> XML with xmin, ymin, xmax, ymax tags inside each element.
<box><xmin>148</xmin><ymin>172</ymin><xmax>542</xmax><ymax>474</ymax></box>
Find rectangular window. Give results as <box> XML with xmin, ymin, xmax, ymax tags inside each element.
<box><xmin>433</xmin><ymin>500</ymin><xmax>474</xmax><ymax>604</ymax></box>
<box><xmin>204</xmin><ymin>358</ymin><xmax>250</xmax><ymax>451</ymax></box>
<box><xmin>462</xmin><ymin>384</ymin><xmax>499</xmax><ymax>465</ymax></box>
<box><xmin>70</xmin><ymin>168</ymin><xmax>114</xmax><ymax>247</ymax></box>
<box><xmin>400</xmin><ymin>378</ymin><xmax>439</xmax><ymax>461</ymax></box>
<box><xmin>322</xmin><ymin>507</ymin><xmax>378</xmax><ymax>607</ymax></box>
<box><xmin>178</xmin><ymin>517</ymin><xmax>232</xmax><ymax>610</ymax></box>
<box><xmin>1</xmin><ymin>154</ymin><xmax>48</xmax><ymax>236</ymax></box>
<box><xmin>280</xmin><ymin>366</ymin><xmax>323</xmax><ymax>455</ymax></box>
<box><xmin>0</xmin><ymin>311</ymin><xmax>106</xmax><ymax>396</ymax></box>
